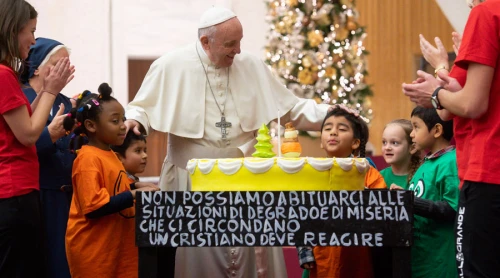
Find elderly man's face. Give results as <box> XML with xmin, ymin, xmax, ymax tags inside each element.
<box><xmin>205</xmin><ymin>18</ymin><xmax>243</xmax><ymax>68</ymax></box>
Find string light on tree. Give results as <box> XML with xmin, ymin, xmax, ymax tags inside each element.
<box><xmin>265</xmin><ymin>0</ymin><xmax>373</xmax><ymax>124</ymax></box>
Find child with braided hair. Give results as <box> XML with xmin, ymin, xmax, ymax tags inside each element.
<box><xmin>381</xmin><ymin>119</ymin><xmax>422</xmax><ymax>189</ymax></box>
<box><xmin>298</xmin><ymin>107</ymin><xmax>387</xmax><ymax>278</ymax></box>
<box><xmin>62</xmin><ymin>83</ymin><xmax>159</xmax><ymax>278</ymax></box>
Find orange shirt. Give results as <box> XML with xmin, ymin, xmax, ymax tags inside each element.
<box><xmin>66</xmin><ymin>146</ymin><xmax>137</xmax><ymax>278</ymax></box>
<box><xmin>311</xmin><ymin>166</ymin><xmax>387</xmax><ymax>278</ymax></box>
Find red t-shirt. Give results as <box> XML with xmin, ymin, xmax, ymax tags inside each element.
<box><xmin>448</xmin><ymin>66</ymin><xmax>470</xmax><ymax>185</ymax></box>
<box><xmin>454</xmin><ymin>0</ymin><xmax>500</xmax><ymax>184</ymax></box>
<box><xmin>0</xmin><ymin>64</ymin><xmax>39</xmax><ymax>198</ymax></box>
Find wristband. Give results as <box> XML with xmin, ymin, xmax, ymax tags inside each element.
<box><xmin>434</xmin><ymin>66</ymin><xmax>448</xmax><ymax>77</ymax></box>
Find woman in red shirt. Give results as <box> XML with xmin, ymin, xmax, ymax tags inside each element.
<box><xmin>403</xmin><ymin>0</ymin><xmax>500</xmax><ymax>276</ymax></box>
<box><xmin>0</xmin><ymin>1</ymin><xmax>74</xmax><ymax>277</ymax></box>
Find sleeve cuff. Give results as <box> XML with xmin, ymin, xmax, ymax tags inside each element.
<box><xmin>298</xmin><ymin>246</ymin><xmax>316</xmax><ymax>266</ymax></box>
<box><xmin>413</xmin><ymin>197</ymin><xmax>431</xmax><ymax>213</ymax></box>
<box><xmin>125</xmin><ymin>109</ymin><xmax>150</xmax><ymax>135</ymax></box>
<box><xmin>238</xmin><ymin>138</ymin><xmax>257</xmax><ymax>157</ymax></box>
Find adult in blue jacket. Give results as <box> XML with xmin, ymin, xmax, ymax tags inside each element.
<box><xmin>21</xmin><ymin>37</ymin><xmax>75</xmax><ymax>278</ymax></box>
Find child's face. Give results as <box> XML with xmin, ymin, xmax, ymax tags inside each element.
<box><xmin>321</xmin><ymin>115</ymin><xmax>360</xmax><ymax>158</ymax></box>
<box><xmin>86</xmin><ymin>100</ymin><xmax>127</xmax><ymax>150</ymax></box>
<box><xmin>119</xmin><ymin>140</ymin><xmax>148</xmax><ymax>176</ymax></box>
<box><xmin>410</xmin><ymin>116</ymin><xmax>435</xmax><ymax>152</ymax></box>
<box><xmin>382</xmin><ymin>124</ymin><xmax>411</xmax><ymax>167</ymax></box>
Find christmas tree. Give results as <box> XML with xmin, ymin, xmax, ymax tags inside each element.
<box><xmin>252</xmin><ymin>124</ymin><xmax>276</xmax><ymax>158</ymax></box>
<box><xmin>265</xmin><ymin>0</ymin><xmax>373</xmax><ymax>122</ymax></box>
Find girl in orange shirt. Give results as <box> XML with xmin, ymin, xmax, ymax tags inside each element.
<box><xmin>298</xmin><ymin>107</ymin><xmax>386</xmax><ymax>278</ymax></box>
<box><xmin>62</xmin><ymin>84</ymin><xmax>158</xmax><ymax>278</ymax></box>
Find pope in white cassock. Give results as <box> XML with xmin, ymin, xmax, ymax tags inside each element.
<box><xmin>125</xmin><ymin>6</ymin><xmax>329</xmax><ymax>278</ymax></box>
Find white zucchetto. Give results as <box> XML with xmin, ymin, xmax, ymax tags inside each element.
<box><xmin>198</xmin><ymin>6</ymin><xmax>236</xmax><ymax>29</ymax></box>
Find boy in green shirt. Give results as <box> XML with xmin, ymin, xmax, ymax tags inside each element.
<box><xmin>393</xmin><ymin>107</ymin><xmax>459</xmax><ymax>278</ymax></box>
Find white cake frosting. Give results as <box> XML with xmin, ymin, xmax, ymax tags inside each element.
<box><xmin>186</xmin><ymin>157</ymin><xmax>369</xmax><ymax>175</ymax></box>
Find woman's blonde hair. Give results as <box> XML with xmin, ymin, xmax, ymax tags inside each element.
<box><xmin>385</xmin><ymin>119</ymin><xmax>422</xmax><ymax>183</ymax></box>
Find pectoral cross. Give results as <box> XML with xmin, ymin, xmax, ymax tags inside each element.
<box><xmin>216</xmin><ymin>116</ymin><xmax>232</xmax><ymax>140</ymax></box>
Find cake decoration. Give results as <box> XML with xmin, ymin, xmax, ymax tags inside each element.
<box><xmin>252</xmin><ymin>124</ymin><xmax>276</xmax><ymax>158</ymax></box>
<box><xmin>276</xmin><ymin>157</ymin><xmax>305</xmax><ymax>174</ymax></box>
<box><xmin>281</xmin><ymin>122</ymin><xmax>302</xmax><ymax>157</ymax></box>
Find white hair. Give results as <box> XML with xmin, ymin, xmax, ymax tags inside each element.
<box><xmin>198</xmin><ymin>25</ymin><xmax>217</xmax><ymax>42</ymax></box>
<box><xmin>38</xmin><ymin>45</ymin><xmax>71</xmax><ymax>68</ymax></box>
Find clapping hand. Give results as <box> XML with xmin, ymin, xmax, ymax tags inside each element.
<box><xmin>452</xmin><ymin>32</ymin><xmax>462</xmax><ymax>55</ymax></box>
<box><xmin>402</xmin><ymin>70</ymin><xmax>443</xmax><ymax>108</ymax></box>
<box><xmin>419</xmin><ymin>34</ymin><xmax>449</xmax><ymax>70</ymax></box>
<box><xmin>41</xmin><ymin>57</ymin><xmax>75</xmax><ymax>96</ymax></box>
<box><xmin>48</xmin><ymin>103</ymin><xmax>73</xmax><ymax>142</ymax></box>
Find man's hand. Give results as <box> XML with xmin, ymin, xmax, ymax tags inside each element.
<box><xmin>328</xmin><ymin>104</ymin><xmax>359</xmax><ymax>117</ymax></box>
<box><xmin>48</xmin><ymin>103</ymin><xmax>70</xmax><ymax>142</ymax></box>
<box><xmin>124</xmin><ymin>119</ymin><xmax>143</xmax><ymax>135</ymax></box>
<box><xmin>402</xmin><ymin>70</ymin><xmax>443</xmax><ymax>108</ymax></box>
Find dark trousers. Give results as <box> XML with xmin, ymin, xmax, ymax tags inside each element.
<box><xmin>0</xmin><ymin>190</ymin><xmax>45</xmax><ymax>278</ymax></box>
<box><xmin>456</xmin><ymin>181</ymin><xmax>500</xmax><ymax>278</ymax></box>
<box><xmin>140</xmin><ymin>247</ymin><xmax>177</xmax><ymax>277</ymax></box>
<box><xmin>40</xmin><ymin>188</ymin><xmax>72</xmax><ymax>278</ymax></box>
<box><xmin>158</xmin><ymin>247</ymin><xmax>177</xmax><ymax>277</ymax></box>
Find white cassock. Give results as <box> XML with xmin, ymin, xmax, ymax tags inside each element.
<box><xmin>126</xmin><ymin>41</ymin><xmax>329</xmax><ymax>278</ymax></box>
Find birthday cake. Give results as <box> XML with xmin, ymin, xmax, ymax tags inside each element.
<box><xmin>188</xmin><ymin>123</ymin><xmax>368</xmax><ymax>191</ymax></box>
<box><xmin>187</xmin><ymin>157</ymin><xmax>369</xmax><ymax>191</ymax></box>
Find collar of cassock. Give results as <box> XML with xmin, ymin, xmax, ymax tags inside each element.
<box><xmin>196</xmin><ymin>41</ymin><xmax>220</xmax><ymax>69</ymax></box>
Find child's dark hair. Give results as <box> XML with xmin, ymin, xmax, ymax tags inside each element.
<box><xmin>63</xmin><ymin>83</ymin><xmax>117</xmax><ymax>152</ymax></box>
<box><xmin>321</xmin><ymin>107</ymin><xmax>370</xmax><ymax>157</ymax></box>
<box><xmin>386</xmin><ymin>119</ymin><xmax>422</xmax><ymax>183</ymax></box>
<box><xmin>111</xmin><ymin>131</ymin><xmax>147</xmax><ymax>157</ymax></box>
<box><xmin>411</xmin><ymin>106</ymin><xmax>454</xmax><ymax>141</ymax></box>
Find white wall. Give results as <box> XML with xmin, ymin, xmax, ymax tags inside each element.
<box><xmin>29</xmin><ymin>0</ymin><xmax>111</xmax><ymax>99</ymax></box>
<box><xmin>30</xmin><ymin>0</ymin><xmax>269</xmax><ymax>105</ymax></box>
<box><xmin>435</xmin><ymin>0</ymin><xmax>470</xmax><ymax>34</ymax></box>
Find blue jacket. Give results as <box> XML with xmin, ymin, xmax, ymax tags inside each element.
<box><xmin>24</xmin><ymin>87</ymin><xmax>74</xmax><ymax>190</ymax></box>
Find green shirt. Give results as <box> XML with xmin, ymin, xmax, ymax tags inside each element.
<box><xmin>380</xmin><ymin>167</ymin><xmax>408</xmax><ymax>189</ymax></box>
<box><xmin>408</xmin><ymin>148</ymin><xmax>459</xmax><ymax>278</ymax></box>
